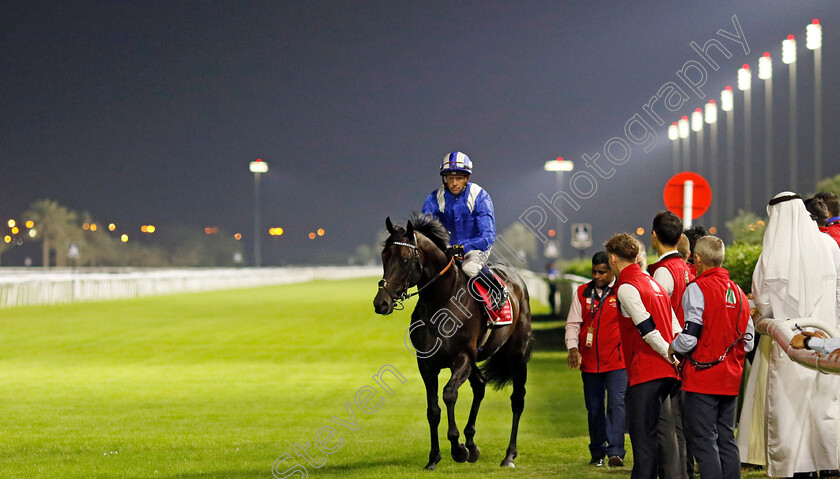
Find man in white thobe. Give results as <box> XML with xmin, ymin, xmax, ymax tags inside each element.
<box><xmin>737</xmin><ymin>192</ymin><xmax>840</xmax><ymax>478</ymax></box>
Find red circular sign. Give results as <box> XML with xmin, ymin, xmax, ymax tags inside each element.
<box><xmin>663</xmin><ymin>172</ymin><xmax>711</xmax><ymax>220</ymax></box>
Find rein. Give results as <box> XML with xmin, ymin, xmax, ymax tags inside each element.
<box><xmin>379</xmin><ymin>237</ymin><xmax>456</xmax><ymax>310</ymax></box>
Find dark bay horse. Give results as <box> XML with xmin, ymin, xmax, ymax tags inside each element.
<box><xmin>373</xmin><ymin>215</ymin><xmax>532</xmax><ymax>469</ymax></box>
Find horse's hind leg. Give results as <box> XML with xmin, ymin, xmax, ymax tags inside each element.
<box><xmin>464</xmin><ymin>365</ymin><xmax>486</xmax><ymax>463</ymax></box>
<box><xmin>419</xmin><ymin>361</ymin><xmax>442</xmax><ymax>470</ymax></box>
<box><xmin>501</xmin><ymin>360</ymin><xmax>527</xmax><ymax>467</ymax></box>
<box><xmin>443</xmin><ymin>354</ymin><xmax>472</xmax><ymax>463</ymax></box>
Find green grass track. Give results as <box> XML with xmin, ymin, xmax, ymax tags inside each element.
<box><xmin>0</xmin><ymin>277</ymin><xmax>767</xmax><ymax>478</ymax></box>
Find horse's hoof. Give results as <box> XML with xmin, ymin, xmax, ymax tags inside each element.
<box><xmin>467</xmin><ymin>444</ymin><xmax>480</xmax><ymax>463</ymax></box>
<box><xmin>500</xmin><ymin>458</ymin><xmax>516</xmax><ymax>468</ymax></box>
<box><xmin>424</xmin><ymin>463</ymin><xmax>436</xmax><ymax>470</ymax></box>
<box><xmin>451</xmin><ymin>444</ymin><xmax>469</xmax><ymax>463</ymax></box>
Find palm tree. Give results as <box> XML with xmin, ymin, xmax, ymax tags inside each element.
<box><xmin>24</xmin><ymin>199</ymin><xmax>80</xmax><ymax>268</ymax></box>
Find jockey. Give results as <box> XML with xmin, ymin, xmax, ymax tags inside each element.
<box><xmin>421</xmin><ymin>151</ymin><xmax>508</xmax><ymax>311</ymax></box>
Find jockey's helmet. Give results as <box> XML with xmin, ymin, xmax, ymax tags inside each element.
<box><xmin>439</xmin><ymin>151</ymin><xmax>473</xmax><ymax>176</ymax></box>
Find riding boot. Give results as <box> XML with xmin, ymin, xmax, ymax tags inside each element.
<box><xmin>473</xmin><ymin>266</ymin><xmax>509</xmax><ymax>311</ymax></box>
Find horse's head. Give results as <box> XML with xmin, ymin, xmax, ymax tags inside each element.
<box><xmin>373</xmin><ymin>217</ymin><xmax>424</xmax><ymax>315</ymax></box>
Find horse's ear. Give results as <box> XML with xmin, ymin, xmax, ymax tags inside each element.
<box><xmin>406</xmin><ymin>220</ymin><xmax>414</xmax><ymax>237</ymax></box>
<box><xmin>386</xmin><ymin>217</ymin><xmax>395</xmax><ymax>234</ymax></box>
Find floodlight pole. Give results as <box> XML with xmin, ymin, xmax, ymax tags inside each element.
<box><xmin>249</xmin><ymin>159</ymin><xmax>269</xmax><ymax>267</ymax></box>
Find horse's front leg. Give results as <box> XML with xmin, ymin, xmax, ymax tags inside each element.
<box><xmin>443</xmin><ymin>354</ymin><xmax>472</xmax><ymax>463</ymax></box>
<box><xmin>418</xmin><ymin>360</ymin><xmax>442</xmax><ymax>470</ymax></box>
<box><xmin>464</xmin><ymin>365</ymin><xmax>486</xmax><ymax>463</ymax></box>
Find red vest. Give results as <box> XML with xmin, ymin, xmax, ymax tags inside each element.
<box><xmin>615</xmin><ymin>263</ymin><xmax>679</xmax><ymax>386</ymax></box>
<box><xmin>820</xmin><ymin>225</ymin><xmax>840</xmax><ymax>249</ymax></box>
<box><xmin>575</xmin><ymin>282</ymin><xmax>625</xmax><ymax>373</ymax></box>
<box><xmin>681</xmin><ymin>267</ymin><xmax>751</xmax><ymax>396</ymax></box>
<box><xmin>649</xmin><ymin>253</ymin><xmax>694</xmax><ymax>327</ymax></box>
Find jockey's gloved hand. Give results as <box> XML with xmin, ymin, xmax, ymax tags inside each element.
<box><xmin>446</xmin><ymin>244</ymin><xmax>465</xmax><ymax>260</ymax></box>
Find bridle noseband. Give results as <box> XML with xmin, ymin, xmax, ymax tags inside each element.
<box><xmin>378</xmin><ymin>234</ymin><xmax>455</xmax><ymax>310</ymax></box>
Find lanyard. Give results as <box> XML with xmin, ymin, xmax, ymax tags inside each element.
<box><xmin>589</xmin><ymin>285</ymin><xmax>611</xmax><ymax>316</ymax></box>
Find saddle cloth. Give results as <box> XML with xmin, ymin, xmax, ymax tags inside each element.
<box><xmin>471</xmin><ymin>271</ymin><xmax>512</xmax><ymax>326</ymax></box>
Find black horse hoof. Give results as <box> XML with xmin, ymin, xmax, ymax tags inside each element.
<box><xmin>424</xmin><ymin>462</ymin><xmax>437</xmax><ymax>470</ymax></box>
<box><xmin>500</xmin><ymin>458</ymin><xmax>516</xmax><ymax>468</ymax></box>
<box><xmin>467</xmin><ymin>444</ymin><xmax>480</xmax><ymax>463</ymax></box>
<box><xmin>452</xmin><ymin>444</ymin><xmax>469</xmax><ymax>463</ymax></box>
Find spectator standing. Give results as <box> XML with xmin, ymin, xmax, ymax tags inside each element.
<box><xmin>565</xmin><ymin>252</ymin><xmax>626</xmax><ymax>467</ymax></box>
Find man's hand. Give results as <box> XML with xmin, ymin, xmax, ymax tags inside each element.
<box><xmin>568</xmin><ymin>348</ymin><xmax>582</xmax><ymax>370</ymax></box>
<box><xmin>791</xmin><ymin>330</ymin><xmax>829</xmax><ymax>349</ymax></box>
<box><xmin>667</xmin><ymin>343</ymin><xmax>682</xmax><ymax>374</ymax></box>
<box><xmin>446</xmin><ymin>244</ymin><xmax>465</xmax><ymax>260</ymax></box>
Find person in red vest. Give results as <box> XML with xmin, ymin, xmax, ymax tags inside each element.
<box><xmin>808</xmin><ymin>196</ymin><xmax>840</xmax><ymax>248</ymax></box>
<box><xmin>605</xmin><ymin>233</ymin><xmax>680</xmax><ymax>479</ymax></box>
<box><xmin>649</xmin><ymin>211</ymin><xmax>695</xmax><ymax>479</ymax></box>
<box><xmin>683</xmin><ymin>226</ymin><xmax>708</xmax><ymax>277</ymax></box>
<box><xmin>650</xmin><ymin>211</ymin><xmax>696</xmax><ymax>327</ymax></box>
<box><xmin>566</xmin><ymin>251</ymin><xmax>626</xmax><ymax>468</ymax></box>
<box><xmin>668</xmin><ymin>236</ymin><xmax>754</xmax><ymax>479</ymax></box>
<box><xmin>815</xmin><ymin>191</ymin><xmax>840</xmax><ymax>236</ymax></box>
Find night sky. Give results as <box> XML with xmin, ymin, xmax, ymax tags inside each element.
<box><xmin>2</xmin><ymin>1</ymin><xmax>839</xmax><ymax>265</ymax></box>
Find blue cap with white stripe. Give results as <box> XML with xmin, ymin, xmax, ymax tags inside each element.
<box><xmin>439</xmin><ymin>151</ymin><xmax>473</xmax><ymax>175</ymax></box>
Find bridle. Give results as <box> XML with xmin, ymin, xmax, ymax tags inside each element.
<box><xmin>378</xmin><ymin>233</ymin><xmax>455</xmax><ymax>310</ymax></box>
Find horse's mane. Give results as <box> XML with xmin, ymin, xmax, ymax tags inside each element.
<box><xmin>410</xmin><ymin>214</ymin><xmax>450</xmax><ymax>252</ymax></box>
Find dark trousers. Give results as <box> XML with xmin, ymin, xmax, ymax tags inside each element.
<box><xmin>627</xmin><ymin>377</ymin><xmax>679</xmax><ymax>479</ymax></box>
<box><xmin>657</xmin><ymin>388</ymin><xmax>682</xmax><ymax>479</ymax></box>
<box><xmin>683</xmin><ymin>392</ymin><xmax>740</xmax><ymax>479</ymax></box>
<box><xmin>582</xmin><ymin>369</ymin><xmax>628</xmax><ymax>459</ymax></box>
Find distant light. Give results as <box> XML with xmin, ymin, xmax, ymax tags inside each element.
<box><xmin>90</xmin><ymin>224</ymin><xmax>98</xmax><ymax>232</ymax></box>
<box><xmin>668</xmin><ymin>123</ymin><xmax>679</xmax><ymax>141</ymax></box>
<box><xmin>3</xmin><ymin>236</ymin><xmax>10</xmax><ymax>244</ymax></box>
<box><xmin>548</xmin><ymin>229</ymin><xmax>556</xmax><ymax>237</ymax></box>
<box><xmin>308</xmin><ymin>232</ymin><xmax>316</xmax><ymax>240</ymax></box>
<box><xmin>678</xmin><ymin>116</ymin><xmax>689</xmax><ymax>138</ymax></box>
<box><xmin>83</xmin><ymin>223</ymin><xmax>90</xmax><ymax>231</ymax></box>
<box><xmin>25</xmin><ymin>220</ymin><xmax>34</xmax><ymax>229</ymax></box>
<box><xmin>141</xmin><ymin>225</ymin><xmax>148</xmax><ymax>233</ymax></box>
<box><xmin>10</xmin><ymin>226</ymin><xmax>19</xmax><ymax>235</ymax></box>
<box><xmin>636</xmin><ymin>227</ymin><xmax>645</xmax><ymax>235</ymax></box>
<box><xmin>544</xmin><ymin>158</ymin><xmax>574</xmax><ymax>172</ymax></box>
<box><xmin>705</xmin><ymin>101</ymin><xmax>717</xmax><ymax>124</ymax></box>
<box><xmin>269</xmin><ymin>227</ymin><xmax>285</xmax><ymax>236</ymax></box>
<box><xmin>807</xmin><ymin>20</ymin><xmax>822</xmax><ymax>50</ymax></box>
<box><xmin>109</xmin><ymin>223</ymin><xmax>116</xmax><ymax>231</ymax></box>
<box><xmin>691</xmin><ymin>108</ymin><xmax>703</xmax><ymax>132</ymax></box>
<box><xmin>249</xmin><ymin>158</ymin><xmax>269</xmax><ymax>173</ymax></box>
<box><xmin>782</xmin><ymin>36</ymin><xmax>796</xmax><ymax>64</ymax></box>
<box><xmin>709</xmin><ymin>226</ymin><xmax>718</xmax><ymax>234</ymax></box>
<box><xmin>120</xmin><ymin>234</ymin><xmax>129</xmax><ymax>243</ymax></box>
<box><xmin>317</xmin><ymin>228</ymin><xmax>325</xmax><ymax>236</ymax></box>
<box><xmin>758</xmin><ymin>53</ymin><xmax>772</xmax><ymax>80</ymax></box>
<box><xmin>28</xmin><ymin>229</ymin><xmax>37</xmax><ymax>238</ymax></box>
<box><xmin>7</xmin><ymin>219</ymin><xmax>15</xmax><ymax>228</ymax></box>
<box><xmin>204</xmin><ymin>227</ymin><xmax>219</xmax><ymax>235</ymax></box>
<box><xmin>234</xmin><ymin>233</ymin><xmax>242</xmax><ymax>240</ymax></box>
<box><xmin>737</xmin><ymin>65</ymin><xmax>752</xmax><ymax>91</ymax></box>
<box><xmin>721</xmin><ymin>87</ymin><xmax>734</xmax><ymax>112</ymax></box>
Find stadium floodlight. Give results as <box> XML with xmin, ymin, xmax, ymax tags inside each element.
<box><xmin>668</xmin><ymin>122</ymin><xmax>678</xmax><ymax>141</ymax></box>
<box><xmin>678</xmin><ymin>116</ymin><xmax>689</xmax><ymax>139</ymax></box>
<box><xmin>738</xmin><ymin>64</ymin><xmax>751</xmax><ymax>91</ymax></box>
<box><xmin>691</xmin><ymin>108</ymin><xmax>703</xmax><ymax>132</ymax></box>
<box><xmin>807</xmin><ymin>19</ymin><xmax>822</xmax><ymax>50</ymax></box>
<box><xmin>705</xmin><ymin>100</ymin><xmax>717</xmax><ymax>124</ymax></box>
<box><xmin>758</xmin><ymin>52</ymin><xmax>772</xmax><ymax>80</ymax></box>
<box><xmin>721</xmin><ymin>86</ymin><xmax>733</xmax><ymax>112</ymax></box>
<box><xmin>782</xmin><ymin>35</ymin><xmax>796</xmax><ymax>64</ymax></box>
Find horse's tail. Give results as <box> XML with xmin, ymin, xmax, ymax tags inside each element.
<box><xmin>480</xmin><ymin>331</ymin><xmax>533</xmax><ymax>390</ymax></box>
